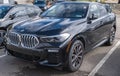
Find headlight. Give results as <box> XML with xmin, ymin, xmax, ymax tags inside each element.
<box><xmin>40</xmin><ymin>33</ymin><xmax>70</xmax><ymax>42</ymax></box>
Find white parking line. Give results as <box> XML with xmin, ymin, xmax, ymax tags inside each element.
<box><xmin>0</xmin><ymin>51</ymin><xmax>7</xmax><ymax>58</ymax></box>
<box><xmin>0</xmin><ymin>54</ymin><xmax>7</xmax><ymax>58</ymax></box>
<box><xmin>88</xmin><ymin>40</ymin><xmax>120</xmax><ymax>76</ymax></box>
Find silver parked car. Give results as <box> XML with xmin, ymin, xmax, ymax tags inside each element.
<box><xmin>0</xmin><ymin>4</ymin><xmax>42</xmax><ymax>47</ymax></box>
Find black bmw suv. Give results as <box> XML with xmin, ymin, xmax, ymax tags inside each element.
<box><xmin>5</xmin><ymin>2</ymin><xmax>116</xmax><ymax>72</ymax></box>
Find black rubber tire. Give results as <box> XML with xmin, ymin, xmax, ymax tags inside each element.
<box><xmin>66</xmin><ymin>40</ymin><xmax>84</xmax><ymax>72</ymax></box>
<box><xmin>106</xmin><ymin>27</ymin><xmax>116</xmax><ymax>46</ymax></box>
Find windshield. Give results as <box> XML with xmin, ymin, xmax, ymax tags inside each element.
<box><xmin>41</xmin><ymin>3</ymin><xmax>89</xmax><ymax>18</ymax></box>
<box><xmin>34</xmin><ymin>0</ymin><xmax>45</xmax><ymax>4</ymax></box>
<box><xmin>0</xmin><ymin>6</ymin><xmax>13</xmax><ymax>19</ymax></box>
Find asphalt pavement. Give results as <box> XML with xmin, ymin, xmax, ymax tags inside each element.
<box><xmin>96</xmin><ymin>45</ymin><xmax>120</xmax><ymax>76</ymax></box>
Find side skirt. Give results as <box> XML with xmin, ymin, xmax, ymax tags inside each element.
<box><xmin>84</xmin><ymin>38</ymin><xmax>108</xmax><ymax>54</ymax></box>
<box><xmin>92</xmin><ymin>38</ymin><xmax>108</xmax><ymax>49</ymax></box>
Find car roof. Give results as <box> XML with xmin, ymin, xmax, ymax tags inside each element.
<box><xmin>15</xmin><ymin>4</ymin><xmax>37</xmax><ymax>7</ymax></box>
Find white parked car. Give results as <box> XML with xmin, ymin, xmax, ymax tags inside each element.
<box><xmin>0</xmin><ymin>0</ymin><xmax>14</xmax><ymax>4</ymax></box>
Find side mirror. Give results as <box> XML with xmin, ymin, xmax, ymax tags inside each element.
<box><xmin>87</xmin><ymin>14</ymin><xmax>98</xmax><ymax>24</ymax></box>
<box><xmin>9</xmin><ymin>15</ymin><xmax>15</xmax><ymax>20</ymax></box>
<box><xmin>89</xmin><ymin>13</ymin><xmax>98</xmax><ymax>20</ymax></box>
<box><xmin>87</xmin><ymin>17</ymin><xmax>92</xmax><ymax>24</ymax></box>
<box><xmin>40</xmin><ymin>11</ymin><xmax>43</xmax><ymax>15</ymax></box>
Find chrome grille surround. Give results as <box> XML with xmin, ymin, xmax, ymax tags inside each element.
<box><xmin>0</xmin><ymin>30</ymin><xmax>6</xmax><ymax>38</ymax></box>
<box><xmin>7</xmin><ymin>32</ymin><xmax>20</xmax><ymax>46</ymax></box>
<box><xmin>7</xmin><ymin>32</ymin><xmax>39</xmax><ymax>48</ymax></box>
<box><xmin>21</xmin><ymin>34</ymin><xmax>39</xmax><ymax>48</ymax></box>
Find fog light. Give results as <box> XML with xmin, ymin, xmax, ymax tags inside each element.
<box><xmin>48</xmin><ymin>49</ymin><xmax>59</xmax><ymax>52</ymax></box>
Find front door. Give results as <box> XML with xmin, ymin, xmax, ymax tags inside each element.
<box><xmin>86</xmin><ymin>4</ymin><xmax>102</xmax><ymax>47</ymax></box>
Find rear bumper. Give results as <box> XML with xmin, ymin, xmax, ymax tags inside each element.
<box><xmin>6</xmin><ymin>44</ymin><xmax>65</xmax><ymax>66</ymax></box>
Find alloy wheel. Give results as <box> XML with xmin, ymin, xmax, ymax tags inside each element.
<box><xmin>110</xmin><ymin>27</ymin><xmax>115</xmax><ymax>44</ymax></box>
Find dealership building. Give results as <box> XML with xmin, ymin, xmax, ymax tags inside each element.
<box><xmin>0</xmin><ymin>0</ymin><xmax>119</xmax><ymax>4</ymax></box>
<box><xmin>14</xmin><ymin>0</ymin><xmax>120</xmax><ymax>4</ymax></box>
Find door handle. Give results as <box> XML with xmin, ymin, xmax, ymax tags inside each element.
<box><xmin>100</xmin><ymin>21</ymin><xmax>103</xmax><ymax>25</ymax></box>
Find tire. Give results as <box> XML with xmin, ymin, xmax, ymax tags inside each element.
<box><xmin>106</xmin><ymin>27</ymin><xmax>116</xmax><ymax>46</ymax></box>
<box><xmin>66</xmin><ymin>40</ymin><xmax>84</xmax><ymax>72</ymax></box>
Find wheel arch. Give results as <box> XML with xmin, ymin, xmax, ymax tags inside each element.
<box><xmin>77</xmin><ymin>37</ymin><xmax>86</xmax><ymax>49</ymax></box>
<box><xmin>112</xmin><ymin>20</ymin><xmax>116</xmax><ymax>31</ymax></box>
<box><xmin>113</xmin><ymin>24</ymin><xmax>116</xmax><ymax>31</ymax></box>
<box><xmin>66</xmin><ymin>34</ymin><xmax>87</xmax><ymax>54</ymax></box>
<box><xmin>72</xmin><ymin>34</ymin><xmax>86</xmax><ymax>49</ymax></box>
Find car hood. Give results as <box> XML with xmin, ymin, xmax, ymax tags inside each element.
<box><xmin>11</xmin><ymin>17</ymin><xmax>86</xmax><ymax>36</ymax></box>
<box><xmin>0</xmin><ymin>19</ymin><xmax>4</xmax><ymax>22</ymax></box>
<box><xmin>0</xmin><ymin>18</ymin><xmax>31</xmax><ymax>29</ymax></box>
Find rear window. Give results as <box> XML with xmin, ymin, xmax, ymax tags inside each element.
<box><xmin>104</xmin><ymin>4</ymin><xmax>112</xmax><ymax>13</ymax></box>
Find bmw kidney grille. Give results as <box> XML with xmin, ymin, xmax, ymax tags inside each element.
<box><xmin>7</xmin><ymin>32</ymin><xmax>39</xmax><ymax>48</ymax></box>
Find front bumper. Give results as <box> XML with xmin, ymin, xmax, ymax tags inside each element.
<box><xmin>6</xmin><ymin>44</ymin><xmax>65</xmax><ymax>66</ymax></box>
<box><xmin>0</xmin><ymin>30</ymin><xmax>6</xmax><ymax>47</ymax></box>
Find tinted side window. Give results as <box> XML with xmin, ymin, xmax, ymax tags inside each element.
<box><xmin>104</xmin><ymin>4</ymin><xmax>112</xmax><ymax>13</ymax></box>
<box><xmin>99</xmin><ymin>5</ymin><xmax>107</xmax><ymax>17</ymax></box>
<box><xmin>89</xmin><ymin>4</ymin><xmax>100</xmax><ymax>19</ymax></box>
<box><xmin>9</xmin><ymin>6</ymin><xmax>27</xmax><ymax>18</ymax></box>
<box><xmin>26</xmin><ymin>6</ymin><xmax>39</xmax><ymax>17</ymax></box>
<box><xmin>34</xmin><ymin>6</ymin><xmax>41</xmax><ymax>16</ymax></box>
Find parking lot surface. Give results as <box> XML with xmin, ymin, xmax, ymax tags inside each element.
<box><xmin>96</xmin><ymin>45</ymin><xmax>120</xmax><ymax>76</ymax></box>
<box><xmin>0</xmin><ymin>15</ymin><xmax>120</xmax><ymax>76</ymax></box>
